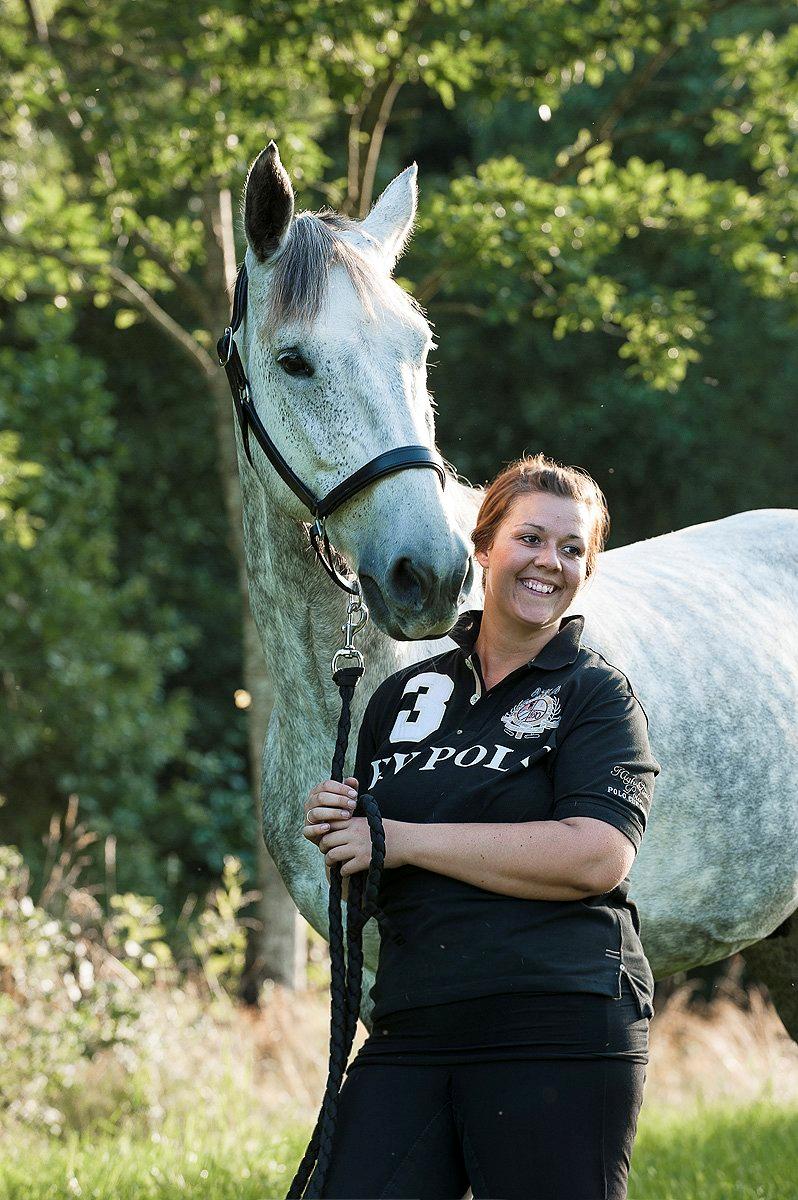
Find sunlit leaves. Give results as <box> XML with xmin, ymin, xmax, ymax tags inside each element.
<box><xmin>0</xmin><ymin>432</ymin><xmax>43</xmax><ymax>548</ymax></box>
<box><xmin>421</xmin><ymin>130</ymin><xmax>795</xmax><ymax>389</ymax></box>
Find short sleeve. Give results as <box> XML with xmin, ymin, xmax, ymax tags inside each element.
<box><xmin>550</xmin><ymin>674</ymin><xmax>660</xmax><ymax>853</ymax></box>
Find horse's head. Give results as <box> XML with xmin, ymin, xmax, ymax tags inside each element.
<box><xmin>237</xmin><ymin>141</ymin><xmax>474</xmax><ymax>640</ymax></box>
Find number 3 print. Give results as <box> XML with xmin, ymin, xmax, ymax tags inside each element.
<box><xmin>388</xmin><ymin>672</ymin><xmax>455</xmax><ymax>743</ymax></box>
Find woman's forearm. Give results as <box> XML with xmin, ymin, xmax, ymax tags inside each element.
<box><xmin>385</xmin><ymin>819</ymin><xmax>595</xmax><ymax>901</ymax></box>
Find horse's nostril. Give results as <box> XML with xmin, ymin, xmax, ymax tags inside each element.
<box><xmin>389</xmin><ymin>555</ymin><xmax>435</xmax><ymax>608</ymax></box>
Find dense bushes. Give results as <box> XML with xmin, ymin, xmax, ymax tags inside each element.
<box><xmin>0</xmin><ymin>799</ymin><xmax>258</xmax><ymax>1135</ymax></box>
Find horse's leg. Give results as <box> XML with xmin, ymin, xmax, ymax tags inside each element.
<box><xmin>740</xmin><ymin>912</ymin><xmax>798</xmax><ymax>1044</ymax></box>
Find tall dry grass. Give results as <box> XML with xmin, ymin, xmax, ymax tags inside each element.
<box><xmin>645</xmin><ymin>972</ymin><xmax>798</xmax><ymax>1111</ymax></box>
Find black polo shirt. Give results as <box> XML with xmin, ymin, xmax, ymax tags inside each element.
<box><xmin>353</xmin><ymin>608</ymin><xmax>660</xmax><ymax>1024</ymax></box>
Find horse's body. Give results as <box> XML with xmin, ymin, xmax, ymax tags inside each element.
<box><xmin>234</xmin><ymin>143</ymin><xmax>798</xmax><ymax>1036</ymax></box>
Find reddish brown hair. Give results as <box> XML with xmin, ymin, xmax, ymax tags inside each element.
<box><xmin>471</xmin><ymin>452</ymin><xmax>610</xmax><ymax>580</ymax></box>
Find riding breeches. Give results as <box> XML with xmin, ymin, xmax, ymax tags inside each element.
<box><xmin>318</xmin><ymin>1052</ymin><xmax>646</xmax><ymax>1199</ymax></box>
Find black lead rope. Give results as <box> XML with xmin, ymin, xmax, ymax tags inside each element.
<box><xmin>216</xmin><ymin>264</ymin><xmax>429</xmax><ymax>1198</ymax></box>
<box><xmin>287</xmin><ymin>663</ymin><xmax>404</xmax><ymax>1200</ymax></box>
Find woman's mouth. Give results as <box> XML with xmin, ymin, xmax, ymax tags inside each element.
<box><xmin>518</xmin><ymin>578</ymin><xmax>558</xmax><ymax>595</ymax></box>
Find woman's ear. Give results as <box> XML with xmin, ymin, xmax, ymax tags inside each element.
<box><xmin>475</xmin><ymin>547</ymin><xmax>489</xmax><ymax>570</ymax></box>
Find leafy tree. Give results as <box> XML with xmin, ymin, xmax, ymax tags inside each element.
<box><xmin>402</xmin><ymin>3</ymin><xmax>798</xmax><ymax>540</ymax></box>
<box><xmin>0</xmin><ymin>304</ymin><xmax>190</xmax><ymax>899</ymax></box>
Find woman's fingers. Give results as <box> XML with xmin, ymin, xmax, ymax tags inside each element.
<box><xmin>303</xmin><ymin>777</ymin><xmax>360</xmax><ymax>845</ymax></box>
<box><xmin>306</xmin><ymin>803</ymin><xmax>353</xmax><ymax>824</ymax></box>
<box><xmin>300</xmin><ymin>777</ymin><xmax>360</xmax><ymax>844</ymax></box>
<box><xmin>305</xmin><ymin>778</ymin><xmax>358</xmax><ymax>822</ymax></box>
<box><xmin>307</xmin><ymin>778</ymin><xmax>358</xmax><ymax>807</ymax></box>
<box><xmin>303</xmin><ymin>813</ymin><xmax>352</xmax><ymax>841</ymax></box>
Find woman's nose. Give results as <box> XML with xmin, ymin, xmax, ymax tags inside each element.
<box><xmin>533</xmin><ymin>544</ymin><xmax>560</xmax><ymax>570</ymax></box>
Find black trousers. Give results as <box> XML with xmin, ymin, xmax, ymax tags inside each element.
<box><xmin>318</xmin><ymin>1055</ymin><xmax>647</xmax><ymax>1199</ymax></box>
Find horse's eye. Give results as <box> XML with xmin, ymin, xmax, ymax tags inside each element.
<box><xmin>277</xmin><ymin>351</ymin><xmax>314</xmax><ymax>377</ymax></box>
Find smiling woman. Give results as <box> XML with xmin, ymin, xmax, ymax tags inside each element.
<box><xmin>304</xmin><ymin>451</ymin><xmax>660</xmax><ymax>1199</ymax></box>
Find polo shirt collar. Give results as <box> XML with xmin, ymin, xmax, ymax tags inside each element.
<box><xmin>447</xmin><ymin>607</ymin><xmax>585</xmax><ymax>671</ymax></box>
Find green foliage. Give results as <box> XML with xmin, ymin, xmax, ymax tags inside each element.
<box><xmin>187</xmin><ymin>856</ymin><xmax>260</xmax><ymax>995</ymax></box>
<box><xmin>422</xmin><ymin>144</ymin><xmax>793</xmax><ymax>389</ymax></box>
<box><xmin>0</xmin><ymin>305</ymin><xmax>191</xmax><ymax>898</ymax></box>
<box><xmin>0</xmin><ymin>431</ymin><xmax>42</xmax><ymax>548</ymax></box>
<box><xmin>0</xmin><ymin>802</ymin><xmax>260</xmax><ymax>1135</ymax></box>
<box><xmin>106</xmin><ymin>893</ymin><xmax>175</xmax><ymax>985</ymax></box>
<box><xmin>0</xmin><ymin>845</ymin><xmax>142</xmax><ymax>1133</ymax></box>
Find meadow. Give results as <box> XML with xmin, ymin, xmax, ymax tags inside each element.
<box><xmin>2</xmin><ymin>946</ymin><xmax>796</xmax><ymax>1200</ymax></box>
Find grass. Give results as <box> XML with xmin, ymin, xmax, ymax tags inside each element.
<box><xmin>630</xmin><ymin>1100</ymin><xmax>798</xmax><ymax>1200</ymax></box>
<box><xmin>3</xmin><ymin>956</ymin><xmax>798</xmax><ymax>1200</ymax></box>
<box><xmin>0</xmin><ymin>1100</ymin><xmax>796</xmax><ymax>1199</ymax></box>
<box><xmin>0</xmin><ymin>1115</ymin><xmax>308</xmax><ymax>1199</ymax></box>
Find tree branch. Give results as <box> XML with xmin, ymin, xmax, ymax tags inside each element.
<box><xmin>20</xmin><ymin>0</ymin><xmax>48</xmax><ymax>43</ymax></box>
<box><xmin>358</xmin><ymin>75</ymin><xmax>405</xmax><ymax>217</ymax></box>
<box><xmin>106</xmin><ymin>263</ymin><xmax>216</xmax><ymax>375</ymax></box>
<box><xmin>1</xmin><ymin>232</ymin><xmax>217</xmax><ymax>377</ymax></box>
<box><xmin>548</xmin><ymin>0</ymin><xmax>758</xmax><ymax>184</ymax></box>
<box><xmin>128</xmin><ymin>226</ymin><xmax>212</xmax><ymax>325</ymax></box>
<box><xmin>352</xmin><ymin>0</ymin><xmax>432</xmax><ymax>215</ymax></box>
<box><xmin>430</xmin><ymin>301</ymin><xmax>488</xmax><ymax>319</ymax></box>
<box><xmin>343</xmin><ymin>85</ymin><xmax>375</xmax><ymax>217</ymax></box>
<box><xmin>549</xmin><ymin>39</ymin><xmax>682</xmax><ymax>184</ymax></box>
<box><xmin>414</xmin><ymin>268</ymin><xmax>445</xmax><ymax>306</ymax></box>
<box><xmin>602</xmin><ymin>102</ymin><xmax>737</xmax><ymax>147</ymax></box>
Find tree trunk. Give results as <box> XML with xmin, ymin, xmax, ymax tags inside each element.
<box><xmin>203</xmin><ymin>189</ymin><xmax>305</xmax><ymax>998</ymax></box>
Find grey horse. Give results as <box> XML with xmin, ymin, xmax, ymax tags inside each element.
<box><xmin>233</xmin><ymin>142</ymin><xmax>798</xmax><ymax>1042</ymax></box>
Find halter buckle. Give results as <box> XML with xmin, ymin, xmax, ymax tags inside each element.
<box><xmin>219</xmin><ymin>327</ymin><xmax>234</xmax><ymax>366</ymax></box>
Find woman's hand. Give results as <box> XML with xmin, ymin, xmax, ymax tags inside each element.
<box><xmin>303</xmin><ymin>777</ymin><xmax>406</xmax><ymax>898</ymax></box>
<box><xmin>304</xmin><ymin>776</ymin><xmax>359</xmax><ymax>899</ymax></box>
<box><xmin>304</xmin><ymin>776</ymin><xmax>359</xmax><ymax>839</ymax></box>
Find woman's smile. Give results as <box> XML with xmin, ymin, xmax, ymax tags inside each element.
<box><xmin>518</xmin><ymin>577</ymin><xmax>560</xmax><ymax>595</ymax></box>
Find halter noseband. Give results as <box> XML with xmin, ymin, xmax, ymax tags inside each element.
<box><xmin>217</xmin><ymin>261</ymin><xmax>447</xmax><ymax>595</ymax></box>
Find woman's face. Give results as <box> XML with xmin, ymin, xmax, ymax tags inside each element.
<box><xmin>474</xmin><ymin>491</ymin><xmax>594</xmax><ymax>633</ymax></box>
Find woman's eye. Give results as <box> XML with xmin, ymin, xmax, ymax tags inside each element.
<box><xmin>277</xmin><ymin>351</ymin><xmax>314</xmax><ymax>377</ymax></box>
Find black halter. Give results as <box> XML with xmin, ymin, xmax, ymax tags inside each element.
<box><xmin>217</xmin><ymin>262</ymin><xmax>447</xmax><ymax>595</ymax></box>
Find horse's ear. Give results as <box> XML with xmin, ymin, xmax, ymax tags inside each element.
<box><xmin>361</xmin><ymin>163</ymin><xmax>418</xmax><ymax>271</ymax></box>
<box><xmin>243</xmin><ymin>141</ymin><xmax>295</xmax><ymax>263</ymax></box>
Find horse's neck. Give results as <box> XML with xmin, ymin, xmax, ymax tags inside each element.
<box><xmin>239</xmin><ymin>468</ymin><xmax>407</xmax><ymax>719</ymax></box>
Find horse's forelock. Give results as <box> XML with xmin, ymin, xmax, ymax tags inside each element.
<box><xmin>264</xmin><ymin>211</ymin><xmax>421</xmax><ymax>332</ymax></box>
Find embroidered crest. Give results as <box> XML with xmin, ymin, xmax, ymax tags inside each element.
<box><xmin>501</xmin><ymin>686</ymin><xmax>561</xmax><ymax>740</ymax></box>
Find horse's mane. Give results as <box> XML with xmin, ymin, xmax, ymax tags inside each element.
<box><xmin>265</xmin><ymin>210</ymin><xmax>423</xmax><ymax>330</ymax></box>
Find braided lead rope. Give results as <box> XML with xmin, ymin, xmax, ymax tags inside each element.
<box><xmin>287</xmin><ymin>670</ymin><xmax>395</xmax><ymax>1199</ymax></box>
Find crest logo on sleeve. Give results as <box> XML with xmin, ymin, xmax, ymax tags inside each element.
<box><xmin>501</xmin><ymin>686</ymin><xmax>561</xmax><ymax>740</ymax></box>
